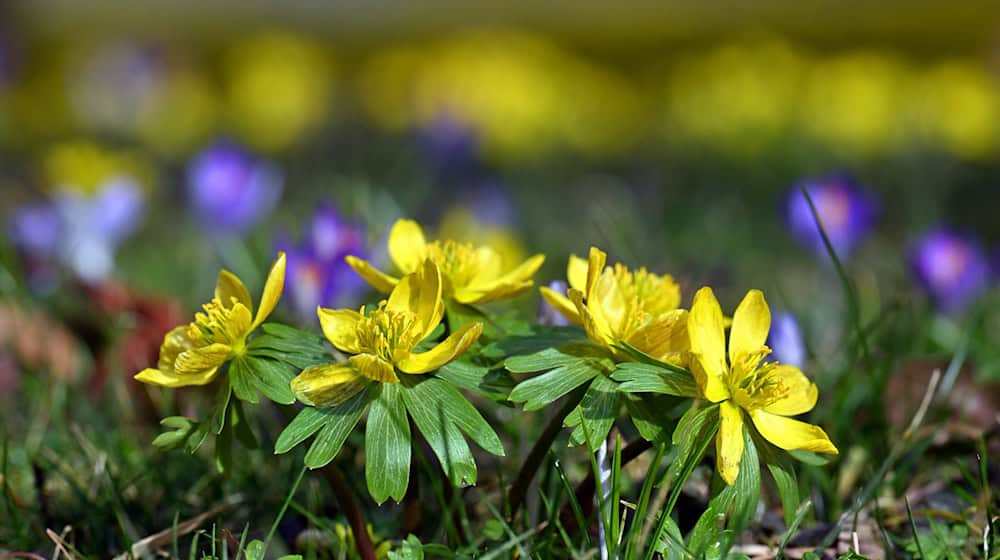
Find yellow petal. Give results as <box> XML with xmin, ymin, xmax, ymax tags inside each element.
<box><xmin>453</xmin><ymin>281</ymin><xmax>534</xmax><ymax>305</ymax></box>
<box><xmin>567</xmin><ymin>254</ymin><xmax>588</xmax><ymax>292</ymax></box>
<box><xmin>729</xmin><ymin>289</ymin><xmax>770</xmax><ymax>367</ymax></box>
<box><xmin>750</xmin><ymin>409</ymin><xmax>839</xmax><ymax>454</ymax></box>
<box><xmin>717</xmin><ymin>400</ymin><xmax>745</xmax><ymax>485</ymax></box>
<box><xmin>387</xmin><ymin>259</ymin><xmax>443</xmax><ymax>341</ymax></box>
<box><xmin>457</xmin><ymin>254</ymin><xmax>546</xmax><ymax>304</ymax></box>
<box><xmin>291</xmin><ymin>363</ymin><xmax>367</xmax><ymax>407</ymax></box>
<box><xmin>585</xmin><ymin>246</ymin><xmax>607</xmax><ymax>299</ymax></box>
<box><xmin>252</xmin><ymin>252</ymin><xmax>287</xmax><ymax>329</ymax></box>
<box><xmin>688</xmin><ymin>287</ymin><xmax>729</xmax><ymax>402</ymax></box>
<box><xmin>761</xmin><ymin>365</ymin><xmax>818</xmax><ymax>416</ymax></box>
<box><xmin>569</xmin><ymin>288</ymin><xmax>614</xmax><ymax>347</ymax></box>
<box><xmin>215</xmin><ymin>270</ymin><xmax>252</xmax><ymax>310</ymax></box>
<box><xmin>589</xmin><ymin>269</ymin><xmax>626</xmax><ymax>337</ymax></box>
<box><xmin>317</xmin><ymin>308</ymin><xmax>362</xmax><ymax>354</ymax></box>
<box><xmin>397</xmin><ymin>322</ymin><xmax>483</xmax><ymax>374</ymax></box>
<box><xmin>158</xmin><ymin>325</ymin><xmax>195</xmax><ymax>371</ymax></box>
<box><xmin>539</xmin><ymin>286</ymin><xmax>582</xmax><ymax>325</ymax></box>
<box><xmin>349</xmin><ymin>353</ymin><xmax>399</xmax><ymax>383</ymax></box>
<box><xmin>626</xmin><ymin>309</ymin><xmax>689</xmax><ymax>361</ymax></box>
<box><xmin>135</xmin><ymin>366</ymin><xmax>220</xmax><ymax>388</ymax></box>
<box><xmin>174</xmin><ymin>343</ymin><xmax>232</xmax><ymax>376</ymax></box>
<box><xmin>388</xmin><ymin>219</ymin><xmax>428</xmax><ymax>274</ymax></box>
<box><xmin>345</xmin><ymin>255</ymin><xmax>400</xmax><ymax>293</ymax></box>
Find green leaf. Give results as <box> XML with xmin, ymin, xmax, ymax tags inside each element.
<box><xmin>755</xmin><ymin>433</ymin><xmax>801</xmax><ymax>527</ymax></box>
<box><xmin>508</xmin><ymin>359</ymin><xmax>603</xmax><ymax>411</ymax></box>
<box><xmin>303</xmin><ymin>389</ymin><xmax>370</xmax><ymax>469</ymax></box>
<box><xmin>403</xmin><ymin>376</ymin><xmax>504</xmax><ymax>456</ymax></box>
<box><xmin>611</xmin><ymin>362</ymin><xmax>699</xmax><ymax>397</ymax></box>
<box><xmin>248</xmin><ymin>322</ymin><xmax>330</xmax><ymax>369</ymax></box>
<box><xmin>688</xmin><ymin>429</ymin><xmax>760</xmax><ymax>556</ymax></box>
<box><xmin>275</xmin><ymin>407</ymin><xmax>330</xmax><ymax>454</ymax></box>
<box><xmin>613</xmin><ymin>341</ymin><xmax>693</xmax><ymax>376</ymax></box>
<box><xmin>242</xmin><ymin>356</ymin><xmax>296</xmax><ymax>405</ymax></box>
<box><xmin>209</xmin><ymin>381</ymin><xmax>234</xmax><ymax>436</ymax></box>
<box><xmin>788</xmin><ymin>449</ymin><xmax>831</xmax><ymax>466</ymax></box>
<box><xmin>624</xmin><ymin>393</ymin><xmax>683</xmax><ymax>444</ymax></box>
<box><xmin>480</xmin><ymin>325</ymin><xmax>587</xmax><ymax>361</ymax></box>
<box><xmin>565</xmin><ymin>374</ymin><xmax>620</xmax><ymax>450</ymax></box>
<box><xmin>229</xmin><ymin>358</ymin><xmax>259</xmax><ymax>403</ymax></box>
<box><xmin>244</xmin><ymin>540</ymin><xmax>264</xmax><ymax>560</ymax></box>
<box><xmin>505</xmin><ymin>343</ymin><xmax>610</xmax><ymax>373</ymax></box>
<box><xmin>152</xmin><ymin>416</ymin><xmax>198</xmax><ymax>450</ymax></box>
<box><xmin>653</xmin><ymin>514</ymin><xmax>690</xmax><ymax>559</ymax></box>
<box><xmin>436</xmin><ymin>359</ymin><xmax>515</xmax><ymax>402</ymax></box>
<box><xmin>402</xmin><ymin>386</ymin><xmax>477</xmax><ymax>487</ymax></box>
<box><xmin>366</xmin><ymin>384</ymin><xmax>411</xmax><ymax>503</ymax></box>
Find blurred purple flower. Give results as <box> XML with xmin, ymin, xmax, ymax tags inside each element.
<box><xmin>8</xmin><ymin>204</ymin><xmax>63</xmax><ymax>256</ymax></box>
<box><xmin>767</xmin><ymin>312</ymin><xmax>806</xmax><ymax>368</ymax></box>
<box><xmin>538</xmin><ymin>280</ymin><xmax>571</xmax><ymax>326</ymax></box>
<box><xmin>417</xmin><ymin>112</ymin><xmax>480</xmax><ymax>176</ymax></box>
<box><xmin>7</xmin><ymin>180</ymin><xmax>145</xmax><ymax>286</ymax></box>
<box><xmin>187</xmin><ymin>141</ymin><xmax>282</xmax><ymax>235</ymax></box>
<box><xmin>54</xmin><ymin>179</ymin><xmax>146</xmax><ymax>282</ymax></box>
<box><xmin>458</xmin><ymin>180</ymin><xmax>517</xmax><ymax>226</ymax></box>
<box><xmin>910</xmin><ymin>228</ymin><xmax>991</xmax><ymax>314</ymax></box>
<box><xmin>785</xmin><ymin>177</ymin><xmax>878</xmax><ymax>260</ymax></box>
<box><xmin>278</xmin><ymin>204</ymin><xmax>368</xmax><ymax>322</ymax></box>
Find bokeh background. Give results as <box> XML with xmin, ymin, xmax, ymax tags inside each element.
<box><xmin>2</xmin><ymin>1</ymin><xmax>1000</xmax><ymax>555</ymax></box>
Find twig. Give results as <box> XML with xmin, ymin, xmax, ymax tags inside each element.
<box><xmin>320</xmin><ymin>464</ymin><xmax>377</xmax><ymax>560</ymax></box>
<box><xmin>112</xmin><ymin>494</ymin><xmax>243</xmax><ymax>560</ymax></box>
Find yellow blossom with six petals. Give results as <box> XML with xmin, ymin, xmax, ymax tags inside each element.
<box><xmin>540</xmin><ymin>247</ymin><xmax>689</xmax><ymax>364</ymax></box>
<box><xmin>291</xmin><ymin>260</ymin><xmax>483</xmax><ymax>407</ymax></box>
<box><xmin>688</xmin><ymin>286</ymin><xmax>838</xmax><ymax>485</ymax></box>
<box><xmin>135</xmin><ymin>253</ymin><xmax>286</xmax><ymax>388</ymax></box>
<box><xmin>345</xmin><ymin>218</ymin><xmax>545</xmax><ymax>305</ymax></box>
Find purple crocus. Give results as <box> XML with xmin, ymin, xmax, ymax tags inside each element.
<box><xmin>417</xmin><ymin>112</ymin><xmax>480</xmax><ymax>177</ymax></box>
<box><xmin>8</xmin><ymin>180</ymin><xmax>146</xmax><ymax>286</ymax></box>
<box><xmin>910</xmin><ymin>228</ymin><xmax>991</xmax><ymax>314</ymax></box>
<box><xmin>785</xmin><ymin>177</ymin><xmax>878</xmax><ymax>260</ymax></box>
<box><xmin>277</xmin><ymin>204</ymin><xmax>368</xmax><ymax>322</ymax></box>
<box><xmin>767</xmin><ymin>312</ymin><xmax>806</xmax><ymax>368</ymax></box>
<box><xmin>187</xmin><ymin>141</ymin><xmax>282</xmax><ymax>235</ymax></box>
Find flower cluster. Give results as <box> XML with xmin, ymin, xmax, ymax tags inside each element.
<box><xmin>135</xmin><ymin>218</ymin><xmax>840</xmax><ymax>497</ymax></box>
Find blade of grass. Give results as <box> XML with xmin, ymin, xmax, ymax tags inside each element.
<box><xmin>553</xmin><ymin>454</ymin><xmax>592</xmax><ymax>548</ymax></box>
<box><xmin>622</xmin><ymin>442</ymin><xmax>667</xmax><ymax>558</ymax></box>
<box><xmin>905</xmin><ymin>497</ymin><xmax>926</xmax><ymax>559</ymax></box>
<box><xmin>263</xmin><ymin>465</ymin><xmax>307</xmax><ymax>552</ymax></box>
<box><xmin>777</xmin><ymin>499</ymin><xmax>812</xmax><ymax>559</ymax></box>
<box><xmin>799</xmin><ymin>185</ymin><xmax>872</xmax><ymax>368</ymax></box>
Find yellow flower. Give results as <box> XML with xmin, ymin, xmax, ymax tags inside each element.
<box><xmin>135</xmin><ymin>253</ymin><xmax>286</xmax><ymax>388</ymax></box>
<box><xmin>345</xmin><ymin>218</ymin><xmax>545</xmax><ymax>305</ymax></box>
<box><xmin>688</xmin><ymin>287</ymin><xmax>838</xmax><ymax>485</ymax></box>
<box><xmin>291</xmin><ymin>260</ymin><xmax>483</xmax><ymax>407</ymax></box>
<box><xmin>540</xmin><ymin>247</ymin><xmax>688</xmax><ymax>364</ymax></box>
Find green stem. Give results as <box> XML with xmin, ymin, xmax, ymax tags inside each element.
<box><xmin>507</xmin><ymin>385</ymin><xmax>588</xmax><ymax>520</ymax></box>
<box><xmin>321</xmin><ymin>464</ymin><xmax>377</xmax><ymax>560</ymax></box>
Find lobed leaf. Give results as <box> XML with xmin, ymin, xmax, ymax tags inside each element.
<box><xmin>612</xmin><ymin>362</ymin><xmax>699</xmax><ymax>397</ymax></box>
<box><xmin>365</xmin><ymin>384</ymin><xmax>412</xmax><ymax>503</ymax></box>
<box><xmin>565</xmin><ymin>374</ymin><xmax>620</xmax><ymax>450</ymax></box>
<box><xmin>508</xmin><ymin>358</ymin><xmax>603</xmax><ymax>411</ymax></box>
<box><xmin>302</xmin><ymin>389</ymin><xmax>370</xmax><ymax>469</ymax></box>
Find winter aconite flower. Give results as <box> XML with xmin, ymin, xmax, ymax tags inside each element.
<box><xmin>540</xmin><ymin>247</ymin><xmax>688</xmax><ymax>364</ymax></box>
<box><xmin>291</xmin><ymin>260</ymin><xmax>483</xmax><ymax>406</ymax></box>
<box><xmin>688</xmin><ymin>287</ymin><xmax>837</xmax><ymax>484</ymax></box>
<box><xmin>135</xmin><ymin>253</ymin><xmax>286</xmax><ymax>387</ymax></box>
<box><xmin>345</xmin><ymin>218</ymin><xmax>544</xmax><ymax>305</ymax></box>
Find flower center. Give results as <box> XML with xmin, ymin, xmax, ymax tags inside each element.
<box><xmin>728</xmin><ymin>349</ymin><xmax>791</xmax><ymax>411</ymax></box>
<box><xmin>608</xmin><ymin>264</ymin><xmax>679</xmax><ymax>338</ymax></box>
<box><xmin>185</xmin><ymin>297</ymin><xmax>250</xmax><ymax>354</ymax></box>
<box><xmin>355</xmin><ymin>301</ymin><xmax>421</xmax><ymax>363</ymax></box>
<box><xmin>425</xmin><ymin>239</ymin><xmax>479</xmax><ymax>293</ymax></box>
